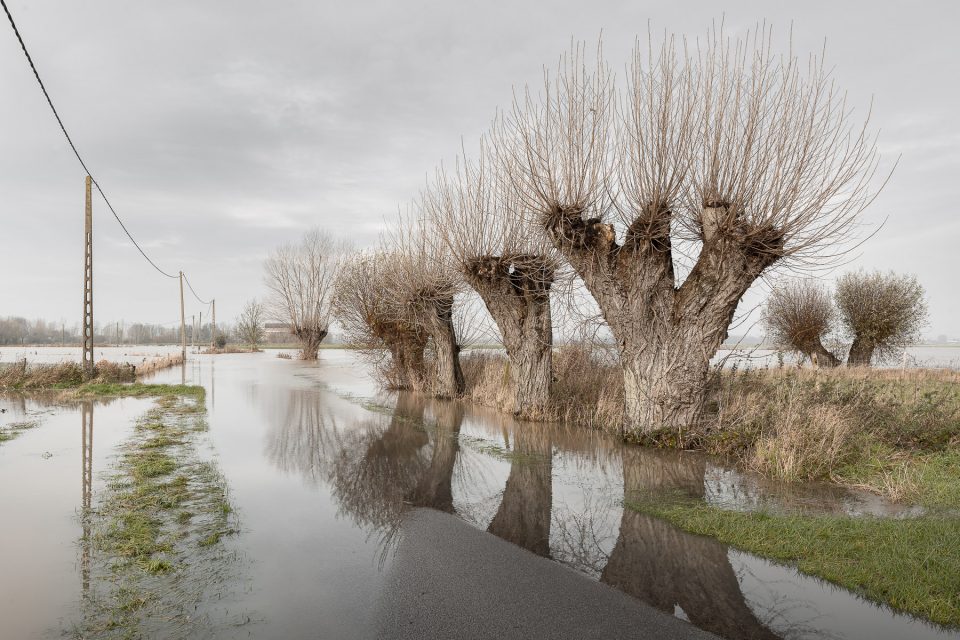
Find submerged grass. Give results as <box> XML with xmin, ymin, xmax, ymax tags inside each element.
<box><xmin>0</xmin><ymin>419</ymin><xmax>39</xmax><ymax>445</ymax></box>
<box><xmin>628</xmin><ymin>497</ymin><xmax>960</xmax><ymax>628</ymax></box>
<box><xmin>75</xmin><ymin>391</ymin><xmax>239</xmax><ymax>638</ymax></box>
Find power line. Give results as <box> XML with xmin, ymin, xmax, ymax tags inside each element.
<box><xmin>1</xmin><ymin>0</ymin><xmax>179</xmax><ymax>281</ymax></box>
<box><xmin>183</xmin><ymin>273</ymin><xmax>212</xmax><ymax>305</ymax></box>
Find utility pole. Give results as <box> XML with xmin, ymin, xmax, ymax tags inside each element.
<box><xmin>211</xmin><ymin>299</ymin><xmax>216</xmax><ymax>349</ymax></box>
<box><xmin>198</xmin><ymin>311</ymin><xmax>202</xmax><ymax>351</ymax></box>
<box><xmin>82</xmin><ymin>176</ymin><xmax>94</xmax><ymax>380</ymax></box>
<box><xmin>179</xmin><ymin>271</ymin><xmax>186</xmax><ymax>364</ymax></box>
<box><xmin>116</xmin><ymin>321</ymin><xmax>120</xmax><ymax>346</ymax></box>
<box><xmin>191</xmin><ymin>314</ymin><xmax>196</xmax><ymax>351</ymax></box>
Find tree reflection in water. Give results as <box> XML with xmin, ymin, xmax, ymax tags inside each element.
<box><xmin>600</xmin><ymin>448</ymin><xmax>780</xmax><ymax>640</ymax></box>
<box><xmin>264</xmin><ymin>391</ymin><xmax>785</xmax><ymax>639</ymax></box>
<box><xmin>486</xmin><ymin>426</ymin><xmax>553</xmax><ymax>557</ymax></box>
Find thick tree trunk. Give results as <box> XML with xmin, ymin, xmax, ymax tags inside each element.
<box><xmin>807</xmin><ymin>339</ymin><xmax>841</xmax><ymax>368</ymax></box>
<box><xmin>295</xmin><ymin>326</ymin><xmax>327</xmax><ymax>360</ymax></box>
<box><xmin>542</xmin><ymin>203</ymin><xmax>782</xmax><ymax>436</ymax></box>
<box><xmin>385</xmin><ymin>330</ymin><xmax>428</xmax><ymax>391</ymax></box>
<box><xmin>464</xmin><ymin>256</ymin><xmax>554</xmax><ymax>419</ymax></box>
<box><xmin>622</xmin><ymin>342</ymin><xmax>713</xmax><ymax>434</ymax></box>
<box><xmin>846</xmin><ymin>336</ymin><xmax>874</xmax><ymax>367</ymax></box>
<box><xmin>423</xmin><ymin>296</ymin><xmax>464</xmax><ymax>399</ymax></box>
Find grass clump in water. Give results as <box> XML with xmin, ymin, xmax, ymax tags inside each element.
<box><xmin>0</xmin><ymin>419</ymin><xmax>39</xmax><ymax>445</ymax></box>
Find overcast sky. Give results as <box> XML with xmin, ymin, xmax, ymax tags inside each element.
<box><xmin>1</xmin><ymin>0</ymin><xmax>957</xmax><ymax>336</ymax></box>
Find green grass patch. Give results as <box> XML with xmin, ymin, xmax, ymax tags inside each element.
<box><xmin>79</xmin><ymin>394</ymin><xmax>238</xmax><ymax>637</ymax></box>
<box><xmin>71</xmin><ymin>382</ymin><xmax>205</xmax><ymax>402</ymax></box>
<box><xmin>628</xmin><ymin>499</ymin><xmax>960</xmax><ymax>627</ymax></box>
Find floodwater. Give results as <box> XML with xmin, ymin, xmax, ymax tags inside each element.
<box><xmin>1</xmin><ymin>350</ymin><xmax>957</xmax><ymax>639</ymax></box>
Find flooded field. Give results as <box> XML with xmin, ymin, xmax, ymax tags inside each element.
<box><xmin>1</xmin><ymin>351</ymin><xmax>957</xmax><ymax>639</ymax></box>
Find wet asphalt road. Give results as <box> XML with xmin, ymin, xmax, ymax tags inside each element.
<box><xmin>375</xmin><ymin>508</ymin><xmax>720</xmax><ymax>640</ymax></box>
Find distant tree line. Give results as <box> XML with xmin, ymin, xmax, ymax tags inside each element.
<box><xmin>0</xmin><ymin>316</ymin><xmax>236</xmax><ymax>347</ymax></box>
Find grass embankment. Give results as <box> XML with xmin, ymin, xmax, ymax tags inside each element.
<box><xmin>464</xmin><ymin>350</ymin><xmax>960</xmax><ymax>499</ymax></box>
<box><xmin>1</xmin><ymin>354</ymin><xmax>186</xmax><ymax>391</ymax></box>
<box><xmin>74</xmin><ymin>389</ymin><xmax>239</xmax><ymax>637</ymax></box>
<box><xmin>0</xmin><ymin>360</ymin><xmax>135</xmax><ymax>389</ymax></box>
<box><xmin>628</xmin><ymin>497</ymin><xmax>960</xmax><ymax>627</ymax></box>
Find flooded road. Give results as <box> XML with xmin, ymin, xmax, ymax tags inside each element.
<box><xmin>2</xmin><ymin>350</ymin><xmax>957</xmax><ymax>639</ymax></box>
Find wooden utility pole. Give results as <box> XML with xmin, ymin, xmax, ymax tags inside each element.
<box><xmin>179</xmin><ymin>271</ymin><xmax>187</xmax><ymax>364</ymax></box>
<box><xmin>211</xmin><ymin>299</ymin><xmax>216</xmax><ymax>349</ymax></box>
<box><xmin>82</xmin><ymin>176</ymin><xmax>94</xmax><ymax>379</ymax></box>
<box><xmin>191</xmin><ymin>314</ymin><xmax>196</xmax><ymax>351</ymax></box>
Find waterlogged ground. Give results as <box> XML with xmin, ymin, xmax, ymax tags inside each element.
<box><xmin>1</xmin><ymin>350</ymin><xmax>958</xmax><ymax>639</ymax></box>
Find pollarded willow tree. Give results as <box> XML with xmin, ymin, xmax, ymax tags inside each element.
<box><xmin>497</xmin><ymin>31</ymin><xmax>884</xmax><ymax>433</ymax></box>
<box><xmin>332</xmin><ymin>251</ymin><xmax>429</xmax><ymax>390</ymax></box>
<box><xmin>264</xmin><ymin>228</ymin><xmax>347</xmax><ymax>360</ymax></box>
<box><xmin>763</xmin><ymin>280</ymin><xmax>840</xmax><ymax>367</ymax></box>
<box><xmin>835</xmin><ymin>270</ymin><xmax>926</xmax><ymax>366</ymax></box>
<box><xmin>383</xmin><ymin>209</ymin><xmax>465</xmax><ymax>399</ymax></box>
<box><xmin>425</xmin><ymin>145</ymin><xmax>560</xmax><ymax>418</ymax></box>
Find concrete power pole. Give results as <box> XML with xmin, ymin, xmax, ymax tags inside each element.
<box><xmin>179</xmin><ymin>271</ymin><xmax>187</xmax><ymax>364</ymax></box>
<box><xmin>211</xmin><ymin>299</ymin><xmax>216</xmax><ymax>349</ymax></box>
<box><xmin>82</xmin><ymin>176</ymin><xmax>94</xmax><ymax>380</ymax></box>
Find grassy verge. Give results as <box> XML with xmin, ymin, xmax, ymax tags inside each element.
<box><xmin>463</xmin><ymin>350</ymin><xmax>960</xmax><ymax>502</ymax></box>
<box><xmin>0</xmin><ymin>360</ymin><xmax>136</xmax><ymax>389</ymax></box>
<box><xmin>74</xmin><ymin>391</ymin><xmax>239</xmax><ymax>637</ymax></box>
<box><xmin>628</xmin><ymin>497</ymin><xmax>960</xmax><ymax>627</ymax></box>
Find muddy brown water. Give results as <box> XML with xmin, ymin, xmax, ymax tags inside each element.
<box><xmin>1</xmin><ymin>350</ymin><xmax>956</xmax><ymax>639</ymax></box>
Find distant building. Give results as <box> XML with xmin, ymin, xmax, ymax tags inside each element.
<box><xmin>264</xmin><ymin>322</ymin><xmax>296</xmax><ymax>344</ymax></box>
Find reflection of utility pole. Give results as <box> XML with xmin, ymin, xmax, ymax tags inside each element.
<box><xmin>82</xmin><ymin>176</ymin><xmax>94</xmax><ymax>379</ymax></box>
<box><xmin>81</xmin><ymin>401</ymin><xmax>93</xmax><ymax>593</ymax></box>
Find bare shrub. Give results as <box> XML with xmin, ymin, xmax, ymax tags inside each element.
<box><xmin>835</xmin><ymin>270</ymin><xmax>927</xmax><ymax>366</ymax></box>
<box><xmin>763</xmin><ymin>280</ymin><xmax>840</xmax><ymax>367</ymax></box>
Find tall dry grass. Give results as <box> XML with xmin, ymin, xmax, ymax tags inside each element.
<box><xmin>0</xmin><ymin>359</ymin><xmax>136</xmax><ymax>388</ymax></box>
<box><xmin>462</xmin><ymin>345</ymin><xmax>624</xmax><ymax>428</ymax></box>
<box><xmin>0</xmin><ymin>353</ymin><xmax>188</xmax><ymax>389</ymax></box>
